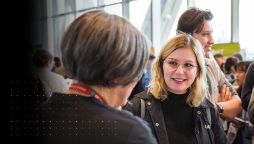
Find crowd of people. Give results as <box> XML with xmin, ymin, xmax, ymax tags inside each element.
<box><xmin>26</xmin><ymin>7</ymin><xmax>253</xmax><ymax>144</ymax></box>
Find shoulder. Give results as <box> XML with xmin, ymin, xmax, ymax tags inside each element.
<box><xmin>117</xmin><ymin>110</ymin><xmax>157</xmax><ymax>144</ymax></box>
<box><xmin>199</xmin><ymin>98</ymin><xmax>218</xmax><ymax>115</ymax></box>
<box><xmin>200</xmin><ymin>97</ymin><xmax>214</xmax><ymax>107</ymax></box>
<box><xmin>124</xmin><ymin>90</ymin><xmax>155</xmax><ymax>116</ymax></box>
<box><xmin>39</xmin><ymin>94</ymin><xmax>157</xmax><ymax>143</ymax></box>
<box><xmin>97</xmin><ymin>103</ymin><xmax>157</xmax><ymax>144</ymax></box>
<box><xmin>127</xmin><ymin>90</ymin><xmax>155</xmax><ymax>106</ymax></box>
<box><xmin>199</xmin><ymin>97</ymin><xmax>221</xmax><ymax>121</ymax></box>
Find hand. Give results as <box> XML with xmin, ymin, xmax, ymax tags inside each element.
<box><xmin>218</xmin><ymin>84</ymin><xmax>232</xmax><ymax>102</ymax></box>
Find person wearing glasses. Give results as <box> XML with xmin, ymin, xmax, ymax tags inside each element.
<box><xmin>124</xmin><ymin>34</ymin><xmax>226</xmax><ymax>144</ymax></box>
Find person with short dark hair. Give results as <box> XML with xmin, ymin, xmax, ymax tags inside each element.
<box><xmin>51</xmin><ymin>56</ymin><xmax>65</xmax><ymax>77</ymax></box>
<box><xmin>37</xmin><ymin>10</ymin><xmax>157</xmax><ymax>144</ymax></box>
<box><xmin>227</xmin><ymin>61</ymin><xmax>252</xmax><ymax>144</ymax></box>
<box><xmin>224</xmin><ymin>56</ymin><xmax>238</xmax><ymax>84</ymax></box>
<box><xmin>32</xmin><ymin>49</ymin><xmax>69</xmax><ymax>98</ymax></box>
<box><xmin>233</xmin><ymin>53</ymin><xmax>243</xmax><ymax>62</ymax></box>
<box><xmin>214</xmin><ymin>52</ymin><xmax>225</xmax><ymax>68</ymax></box>
<box><xmin>177</xmin><ymin>7</ymin><xmax>241</xmax><ymax>123</ymax></box>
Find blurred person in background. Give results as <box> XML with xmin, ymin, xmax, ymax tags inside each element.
<box><xmin>32</xmin><ymin>49</ymin><xmax>69</xmax><ymax>99</ymax></box>
<box><xmin>227</xmin><ymin>61</ymin><xmax>252</xmax><ymax>144</ymax></box>
<box><xmin>224</xmin><ymin>56</ymin><xmax>238</xmax><ymax>84</ymax></box>
<box><xmin>214</xmin><ymin>52</ymin><xmax>225</xmax><ymax>69</ymax></box>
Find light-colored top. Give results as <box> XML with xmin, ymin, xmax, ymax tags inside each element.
<box><xmin>205</xmin><ymin>56</ymin><xmax>238</xmax><ymax>103</ymax></box>
<box><xmin>34</xmin><ymin>67</ymin><xmax>69</xmax><ymax>97</ymax></box>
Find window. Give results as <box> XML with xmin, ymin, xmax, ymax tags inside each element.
<box><xmin>194</xmin><ymin>0</ymin><xmax>231</xmax><ymax>43</ymax></box>
<box><xmin>130</xmin><ymin>0</ymin><xmax>152</xmax><ymax>42</ymax></box>
<box><xmin>239</xmin><ymin>0</ymin><xmax>254</xmax><ymax>60</ymax></box>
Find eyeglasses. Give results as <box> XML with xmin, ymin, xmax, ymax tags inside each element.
<box><xmin>164</xmin><ymin>59</ymin><xmax>198</xmax><ymax>72</ymax></box>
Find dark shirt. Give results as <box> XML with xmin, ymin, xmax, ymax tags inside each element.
<box><xmin>34</xmin><ymin>93</ymin><xmax>157</xmax><ymax>144</ymax></box>
<box><xmin>161</xmin><ymin>92</ymin><xmax>196</xmax><ymax>144</ymax></box>
<box><xmin>241</xmin><ymin>62</ymin><xmax>254</xmax><ymax>111</ymax></box>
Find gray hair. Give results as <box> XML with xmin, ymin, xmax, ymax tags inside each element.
<box><xmin>61</xmin><ymin>10</ymin><xmax>149</xmax><ymax>87</ymax></box>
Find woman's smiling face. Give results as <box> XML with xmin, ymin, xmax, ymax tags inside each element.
<box><xmin>163</xmin><ymin>47</ymin><xmax>198</xmax><ymax>94</ymax></box>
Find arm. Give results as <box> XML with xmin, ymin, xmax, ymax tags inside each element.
<box><xmin>209</xmin><ymin>57</ymin><xmax>241</xmax><ymax>120</ymax></box>
<box><xmin>217</xmin><ymin>82</ymin><xmax>242</xmax><ymax>120</ymax></box>
<box><xmin>123</xmin><ymin>96</ymin><xmax>142</xmax><ymax>117</ymax></box>
<box><xmin>217</xmin><ymin>98</ymin><xmax>241</xmax><ymax>120</ymax></box>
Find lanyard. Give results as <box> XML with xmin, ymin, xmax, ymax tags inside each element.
<box><xmin>68</xmin><ymin>82</ymin><xmax>106</xmax><ymax>104</ymax></box>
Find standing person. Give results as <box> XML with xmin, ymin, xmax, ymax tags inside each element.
<box><xmin>224</xmin><ymin>56</ymin><xmax>238</xmax><ymax>84</ymax></box>
<box><xmin>243</xmin><ymin>62</ymin><xmax>254</xmax><ymax>143</ymax></box>
<box><xmin>235</xmin><ymin>61</ymin><xmax>252</xmax><ymax>96</ymax></box>
<box><xmin>242</xmin><ymin>62</ymin><xmax>254</xmax><ymax>111</ymax></box>
<box><xmin>124</xmin><ymin>33</ymin><xmax>226</xmax><ymax>144</ymax></box>
<box><xmin>32</xmin><ymin>49</ymin><xmax>69</xmax><ymax>99</ymax></box>
<box><xmin>142</xmin><ymin>53</ymin><xmax>156</xmax><ymax>89</ymax></box>
<box><xmin>227</xmin><ymin>61</ymin><xmax>252</xmax><ymax>144</ymax></box>
<box><xmin>176</xmin><ymin>7</ymin><xmax>241</xmax><ymax>122</ymax></box>
<box><xmin>214</xmin><ymin>52</ymin><xmax>225</xmax><ymax>68</ymax></box>
<box><xmin>233</xmin><ymin>53</ymin><xmax>243</xmax><ymax>63</ymax></box>
<box><xmin>129</xmin><ymin>53</ymin><xmax>156</xmax><ymax>100</ymax></box>
<box><xmin>37</xmin><ymin>10</ymin><xmax>157</xmax><ymax>144</ymax></box>
<box><xmin>51</xmin><ymin>56</ymin><xmax>65</xmax><ymax>77</ymax></box>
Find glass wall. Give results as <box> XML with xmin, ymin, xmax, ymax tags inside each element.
<box><xmin>239</xmin><ymin>0</ymin><xmax>254</xmax><ymax>60</ymax></box>
<box><xmin>193</xmin><ymin>0</ymin><xmax>231</xmax><ymax>43</ymax></box>
<box><xmin>34</xmin><ymin>0</ymin><xmax>253</xmax><ymax>60</ymax></box>
<box><xmin>167</xmin><ymin>0</ymin><xmax>187</xmax><ymax>39</ymax></box>
<box><xmin>130</xmin><ymin>0</ymin><xmax>152</xmax><ymax>41</ymax></box>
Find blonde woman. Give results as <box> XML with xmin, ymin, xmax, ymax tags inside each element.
<box><xmin>124</xmin><ymin>33</ymin><xmax>226</xmax><ymax>144</ymax></box>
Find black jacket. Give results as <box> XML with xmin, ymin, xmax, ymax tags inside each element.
<box><xmin>34</xmin><ymin>93</ymin><xmax>157</xmax><ymax>144</ymax></box>
<box><xmin>124</xmin><ymin>91</ymin><xmax>227</xmax><ymax>144</ymax></box>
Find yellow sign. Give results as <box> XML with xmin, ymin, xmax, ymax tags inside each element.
<box><xmin>212</xmin><ymin>43</ymin><xmax>240</xmax><ymax>56</ymax></box>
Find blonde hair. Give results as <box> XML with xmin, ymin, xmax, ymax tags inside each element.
<box><xmin>149</xmin><ymin>33</ymin><xmax>207</xmax><ymax>107</ymax></box>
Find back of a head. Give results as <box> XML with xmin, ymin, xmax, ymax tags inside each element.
<box><xmin>32</xmin><ymin>49</ymin><xmax>53</xmax><ymax>68</ymax></box>
<box><xmin>214</xmin><ymin>53</ymin><xmax>224</xmax><ymax>59</ymax></box>
<box><xmin>54</xmin><ymin>57</ymin><xmax>61</xmax><ymax>67</ymax></box>
<box><xmin>61</xmin><ymin>10</ymin><xmax>149</xmax><ymax>87</ymax></box>
<box><xmin>225</xmin><ymin>56</ymin><xmax>238</xmax><ymax>73</ymax></box>
<box><xmin>235</xmin><ymin>61</ymin><xmax>252</xmax><ymax>72</ymax></box>
<box><xmin>177</xmin><ymin>7</ymin><xmax>213</xmax><ymax>34</ymax></box>
<box><xmin>233</xmin><ymin>53</ymin><xmax>243</xmax><ymax>62</ymax></box>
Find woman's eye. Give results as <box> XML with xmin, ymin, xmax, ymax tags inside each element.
<box><xmin>202</xmin><ymin>33</ymin><xmax>210</xmax><ymax>37</ymax></box>
<box><xmin>184</xmin><ymin>63</ymin><xmax>194</xmax><ymax>68</ymax></box>
<box><xmin>168</xmin><ymin>61</ymin><xmax>177</xmax><ymax>66</ymax></box>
